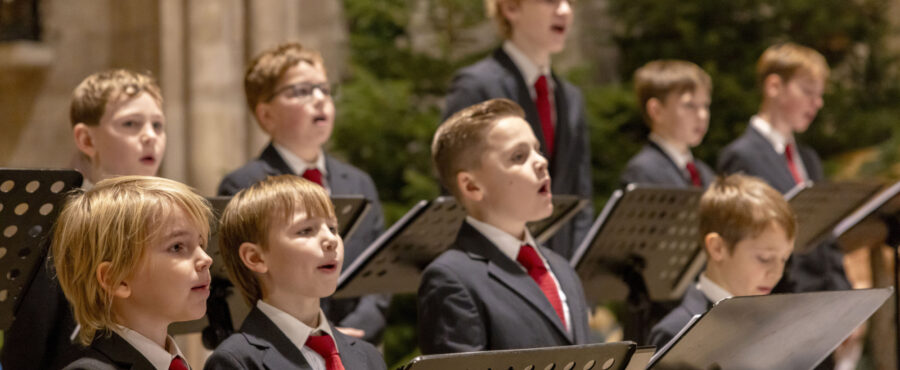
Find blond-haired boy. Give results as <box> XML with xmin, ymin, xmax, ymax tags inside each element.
<box><xmin>217</xmin><ymin>42</ymin><xmax>387</xmax><ymax>343</ymax></box>
<box><xmin>648</xmin><ymin>174</ymin><xmax>796</xmax><ymax>347</ymax></box>
<box><xmin>419</xmin><ymin>98</ymin><xmax>591</xmax><ymax>354</ymax></box>
<box><xmin>53</xmin><ymin>176</ymin><xmax>213</xmax><ymax>369</ymax></box>
<box><xmin>206</xmin><ymin>175</ymin><xmax>385</xmax><ymax>369</ymax></box>
<box><xmin>442</xmin><ymin>0</ymin><xmax>591</xmax><ymax>259</ymax></box>
<box><xmin>621</xmin><ymin>60</ymin><xmax>715</xmax><ymax>188</ymax></box>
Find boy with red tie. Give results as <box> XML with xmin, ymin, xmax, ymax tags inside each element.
<box><xmin>621</xmin><ymin>60</ymin><xmax>715</xmax><ymax>188</ymax></box>
<box><xmin>443</xmin><ymin>0</ymin><xmax>591</xmax><ymax>259</ymax></box>
<box><xmin>217</xmin><ymin>42</ymin><xmax>387</xmax><ymax>343</ymax></box>
<box><xmin>419</xmin><ymin>98</ymin><xmax>591</xmax><ymax>354</ymax></box>
<box><xmin>206</xmin><ymin>175</ymin><xmax>386</xmax><ymax>369</ymax></box>
<box><xmin>53</xmin><ymin>176</ymin><xmax>214</xmax><ymax>370</ymax></box>
<box><xmin>717</xmin><ymin>43</ymin><xmax>849</xmax><ymax>294</ymax></box>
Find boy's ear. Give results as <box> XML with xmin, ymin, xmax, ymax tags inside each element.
<box><xmin>498</xmin><ymin>0</ymin><xmax>521</xmax><ymax>23</ymax></box>
<box><xmin>763</xmin><ymin>74</ymin><xmax>784</xmax><ymax>100</ymax></box>
<box><xmin>705</xmin><ymin>232</ymin><xmax>729</xmax><ymax>262</ymax></box>
<box><xmin>254</xmin><ymin>103</ymin><xmax>275</xmax><ymax>135</ymax></box>
<box><xmin>239</xmin><ymin>242</ymin><xmax>268</xmax><ymax>274</ymax></box>
<box><xmin>96</xmin><ymin>261</ymin><xmax>131</xmax><ymax>299</ymax></box>
<box><xmin>72</xmin><ymin>123</ymin><xmax>97</xmax><ymax>159</ymax></box>
<box><xmin>646</xmin><ymin>97</ymin><xmax>664</xmax><ymax>125</ymax></box>
<box><xmin>457</xmin><ymin>170</ymin><xmax>484</xmax><ymax>203</ymax></box>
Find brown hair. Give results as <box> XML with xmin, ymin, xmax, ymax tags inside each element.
<box><xmin>757</xmin><ymin>42</ymin><xmax>830</xmax><ymax>86</ymax></box>
<box><xmin>52</xmin><ymin>176</ymin><xmax>212</xmax><ymax>346</ymax></box>
<box><xmin>699</xmin><ymin>174</ymin><xmax>797</xmax><ymax>252</ymax></box>
<box><xmin>634</xmin><ymin>59</ymin><xmax>712</xmax><ymax>125</ymax></box>
<box><xmin>218</xmin><ymin>175</ymin><xmax>336</xmax><ymax>305</ymax></box>
<box><xmin>70</xmin><ymin>69</ymin><xmax>163</xmax><ymax>127</ymax></box>
<box><xmin>485</xmin><ymin>0</ymin><xmax>522</xmax><ymax>39</ymax></box>
<box><xmin>432</xmin><ymin>98</ymin><xmax>525</xmax><ymax>199</ymax></box>
<box><xmin>244</xmin><ymin>42</ymin><xmax>327</xmax><ymax>114</ymax></box>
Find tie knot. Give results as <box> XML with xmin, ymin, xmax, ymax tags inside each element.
<box><xmin>784</xmin><ymin>143</ymin><xmax>795</xmax><ymax>158</ymax></box>
<box><xmin>302</xmin><ymin>168</ymin><xmax>323</xmax><ymax>186</ymax></box>
<box><xmin>169</xmin><ymin>356</ymin><xmax>189</xmax><ymax>370</ymax></box>
<box><xmin>517</xmin><ymin>244</ymin><xmax>545</xmax><ymax>272</ymax></box>
<box><xmin>534</xmin><ymin>75</ymin><xmax>549</xmax><ymax>97</ymax></box>
<box><xmin>306</xmin><ymin>334</ymin><xmax>338</xmax><ymax>358</ymax></box>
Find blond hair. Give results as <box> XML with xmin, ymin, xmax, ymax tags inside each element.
<box><xmin>700</xmin><ymin>174</ymin><xmax>797</xmax><ymax>252</ymax></box>
<box><xmin>432</xmin><ymin>98</ymin><xmax>525</xmax><ymax>199</ymax></box>
<box><xmin>634</xmin><ymin>59</ymin><xmax>712</xmax><ymax>125</ymax></box>
<box><xmin>757</xmin><ymin>42</ymin><xmax>830</xmax><ymax>85</ymax></box>
<box><xmin>69</xmin><ymin>69</ymin><xmax>163</xmax><ymax>127</ymax></box>
<box><xmin>52</xmin><ymin>176</ymin><xmax>212</xmax><ymax>346</ymax></box>
<box><xmin>244</xmin><ymin>42</ymin><xmax>327</xmax><ymax>114</ymax></box>
<box><xmin>218</xmin><ymin>175</ymin><xmax>336</xmax><ymax>305</ymax></box>
<box><xmin>485</xmin><ymin>0</ymin><xmax>523</xmax><ymax>39</ymax></box>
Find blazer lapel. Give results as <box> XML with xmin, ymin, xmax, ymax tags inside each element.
<box><xmin>745</xmin><ymin>126</ymin><xmax>796</xmax><ymax>192</ymax></box>
<box><xmin>683</xmin><ymin>285</ymin><xmax>713</xmax><ymax>317</ymax></box>
<box><xmin>240</xmin><ymin>307</ymin><xmax>312</xmax><ymax>370</ymax></box>
<box><xmin>324</xmin><ymin>155</ymin><xmax>353</xmax><ymax>195</ymax></box>
<box><xmin>457</xmin><ymin>223</ymin><xmax>573</xmax><ymax>343</ymax></box>
<box><xmin>330</xmin><ymin>322</ymin><xmax>366</xmax><ymax>369</ymax></box>
<box><xmin>91</xmin><ymin>332</ymin><xmax>156</xmax><ymax>370</ymax></box>
<box><xmin>549</xmin><ymin>75</ymin><xmax>570</xmax><ymax>181</ymax></box>
<box><xmin>647</xmin><ymin>141</ymin><xmax>691</xmax><ymax>187</ymax></box>
<box><xmin>492</xmin><ymin>48</ymin><xmax>548</xmax><ymax>153</ymax></box>
<box><xmin>259</xmin><ymin>143</ymin><xmax>295</xmax><ymax>176</ymax></box>
<box><xmin>544</xmin><ymin>254</ymin><xmax>584</xmax><ymax>343</ymax></box>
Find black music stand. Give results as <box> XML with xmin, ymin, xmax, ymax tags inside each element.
<box><xmin>784</xmin><ymin>181</ymin><xmax>882</xmax><ymax>254</ymax></box>
<box><xmin>333</xmin><ymin>195</ymin><xmax>587</xmax><ymax>298</ymax></box>
<box><xmin>830</xmin><ymin>180</ymin><xmax>900</xmax><ymax>368</ymax></box>
<box><xmin>169</xmin><ymin>196</ymin><xmax>370</xmax><ymax>348</ymax></box>
<box><xmin>648</xmin><ymin>288</ymin><xmax>892</xmax><ymax>370</ymax></box>
<box><xmin>570</xmin><ymin>185</ymin><xmax>707</xmax><ymax>344</ymax></box>
<box><xmin>0</xmin><ymin>168</ymin><xmax>82</xmax><ymax>331</ymax></box>
<box><xmin>400</xmin><ymin>341</ymin><xmax>649</xmax><ymax>370</ymax></box>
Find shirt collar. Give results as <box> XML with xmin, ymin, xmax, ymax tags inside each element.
<box><xmin>648</xmin><ymin>133</ymin><xmax>694</xmax><ymax>170</ymax></box>
<box><xmin>697</xmin><ymin>273</ymin><xmax>733</xmax><ymax>304</ymax></box>
<box><xmin>750</xmin><ymin>115</ymin><xmax>794</xmax><ymax>154</ymax></box>
<box><xmin>256</xmin><ymin>300</ymin><xmax>337</xmax><ymax>354</ymax></box>
<box><xmin>112</xmin><ymin>326</ymin><xmax>185</xmax><ymax>370</ymax></box>
<box><xmin>503</xmin><ymin>41</ymin><xmax>553</xmax><ymax>94</ymax></box>
<box><xmin>272</xmin><ymin>142</ymin><xmax>328</xmax><ymax>178</ymax></box>
<box><xmin>465</xmin><ymin>215</ymin><xmax>539</xmax><ymax>263</ymax></box>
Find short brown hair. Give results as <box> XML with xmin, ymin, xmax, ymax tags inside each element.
<box><xmin>432</xmin><ymin>98</ymin><xmax>525</xmax><ymax>199</ymax></box>
<box><xmin>485</xmin><ymin>0</ymin><xmax>522</xmax><ymax>39</ymax></box>
<box><xmin>634</xmin><ymin>60</ymin><xmax>712</xmax><ymax>125</ymax></box>
<box><xmin>757</xmin><ymin>42</ymin><xmax>830</xmax><ymax>86</ymax></box>
<box><xmin>218</xmin><ymin>175</ymin><xmax>336</xmax><ymax>305</ymax></box>
<box><xmin>70</xmin><ymin>69</ymin><xmax>163</xmax><ymax>127</ymax></box>
<box><xmin>244</xmin><ymin>42</ymin><xmax>327</xmax><ymax>113</ymax></box>
<box><xmin>700</xmin><ymin>174</ymin><xmax>797</xmax><ymax>252</ymax></box>
<box><xmin>52</xmin><ymin>176</ymin><xmax>212</xmax><ymax>346</ymax></box>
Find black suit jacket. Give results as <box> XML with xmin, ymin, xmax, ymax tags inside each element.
<box><xmin>61</xmin><ymin>332</ymin><xmax>155</xmax><ymax>370</ymax></box>
<box><xmin>216</xmin><ymin>144</ymin><xmax>388</xmax><ymax>343</ymax></box>
<box><xmin>204</xmin><ymin>306</ymin><xmax>386</xmax><ymax>370</ymax></box>
<box><xmin>647</xmin><ymin>284</ymin><xmax>711</xmax><ymax>348</ymax></box>
<box><xmin>443</xmin><ymin>48</ymin><xmax>593</xmax><ymax>259</ymax></box>
<box><xmin>717</xmin><ymin>124</ymin><xmax>850</xmax><ymax>293</ymax></box>
<box><xmin>417</xmin><ymin>222</ymin><xmax>591</xmax><ymax>354</ymax></box>
<box><xmin>620</xmin><ymin>142</ymin><xmax>716</xmax><ymax>189</ymax></box>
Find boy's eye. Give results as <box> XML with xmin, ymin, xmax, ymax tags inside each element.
<box><xmin>152</xmin><ymin>121</ymin><xmax>164</xmax><ymax>132</ymax></box>
<box><xmin>328</xmin><ymin>225</ymin><xmax>338</xmax><ymax>234</ymax></box>
<box><xmin>757</xmin><ymin>256</ymin><xmax>774</xmax><ymax>264</ymax></box>
<box><xmin>297</xmin><ymin>226</ymin><xmax>315</xmax><ymax>236</ymax></box>
<box><xmin>168</xmin><ymin>243</ymin><xmax>185</xmax><ymax>253</ymax></box>
<box><xmin>123</xmin><ymin>120</ymin><xmax>136</xmax><ymax>128</ymax></box>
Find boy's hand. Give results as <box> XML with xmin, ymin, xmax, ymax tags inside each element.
<box><xmin>336</xmin><ymin>326</ymin><xmax>366</xmax><ymax>338</ymax></box>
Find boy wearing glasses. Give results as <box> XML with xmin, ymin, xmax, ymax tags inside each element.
<box><xmin>442</xmin><ymin>0</ymin><xmax>591</xmax><ymax>260</ymax></box>
<box><xmin>218</xmin><ymin>42</ymin><xmax>387</xmax><ymax>344</ymax></box>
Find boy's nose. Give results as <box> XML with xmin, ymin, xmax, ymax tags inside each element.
<box><xmin>557</xmin><ymin>0</ymin><xmax>572</xmax><ymax>16</ymax></box>
<box><xmin>196</xmin><ymin>247</ymin><xmax>213</xmax><ymax>270</ymax></box>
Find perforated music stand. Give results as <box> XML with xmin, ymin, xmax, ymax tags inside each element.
<box><xmin>0</xmin><ymin>168</ymin><xmax>82</xmax><ymax>331</ymax></box>
<box><xmin>571</xmin><ymin>185</ymin><xmax>706</xmax><ymax>304</ymax></box>
<box><xmin>648</xmin><ymin>288</ymin><xmax>892</xmax><ymax>370</ymax></box>
<box><xmin>169</xmin><ymin>195</ymin><xmax>370</xmax><ymax>338</ymax></box>
<box><xmin>400</xmin><ymin>341</ymin><xmax>647</xmax><ymax>370</ymax></box>
<box><xmin>784</xmin><ymin>181</ymin><xmax>882</xmax><ymax>254</ymax></box>
<box><xmin>333</xmin><ymin>195</ymin><xmax>587</xmax><ymax>298</ymax></box>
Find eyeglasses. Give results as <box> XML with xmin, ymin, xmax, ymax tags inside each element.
<box><xmin>266</xmin><ymin>82</ymin><xmax>337</xmax><ymax>103</ymax></box>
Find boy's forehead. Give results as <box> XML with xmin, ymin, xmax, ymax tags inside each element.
<box><xmin>484</xmin><ymin>116</ymin><xmax>533</xmax><ymax>147</ymax></box>
<box><xmin>279</xmin><ymin>61</ymin><xmax>327</xmax><ymax>84</ymax></box>
<box><xmin>101</xmin><ymin>91</ymin><xmax>163</xmax><ymax>121</ymax></box>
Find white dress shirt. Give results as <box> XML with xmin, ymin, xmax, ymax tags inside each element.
<box><xmin>503</xmin><ymin>41</ymin><xmax>557</xmax><ymax>128</ymax></box>
<box><xmin>750</xmin><ymin>115</ymin><xmax>809</xmax><ymax>181</ymax></box>
<box><xmin>272</xmin><ymin>143</ymin><xmax>331</xmax><ymax>193</ymax></box>
<box><xmin>257</xmin><ymin>300</ymin><xmax>338</xmax><ymax>370</ymax></box>
<box><xmin>113</xmin><ymin>326</ymin><xmax>187</xmax><ymax>370</ymax></box>
<box><xmin>649</xmin><ymin>133</ymin><xmax>695</xmax><ymax>178</ymax></box>
<box><xmin>465</xmin><ymin>216</ymin><xmax>571</xmax><ymax>333</ymax></box>
<box><xmin>696</xmin><ymin>273</ymin><xmax>733</xmax><ymax>304</ymax></box>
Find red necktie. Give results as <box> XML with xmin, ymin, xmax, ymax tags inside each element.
<box><xmin>306</xmin><ymin>334</ymin><xmax>345</xmax><ymax>370</ymax></box>
<box><xmin>783</xmin><ymin>144</ymin><xmax>804</xmax><ymax>184</ymax></box>
<box><xmin>302</xmin><ymin>168</ymin><xmax>323</xmax><ymax>187</ymax></box>
<box><xmin>517</xmin><ymin>244</ymin><xmax>567</xmax><ymax>330</ymax></box>
<box><xmin>534</xmin><ymin>75</ymin><xmax>555</xmax><ymax>159</ymax></box>
<box><xmin>685</xmin><ymin>162</ymin><xmax>702</xmax><ymax>187</ymax></box>
<box><xmin>169</xmin><ymin>356</ymin><xmax>189</xmax><ymax>370</ymax></box>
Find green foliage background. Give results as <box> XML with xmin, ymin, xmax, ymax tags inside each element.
<box><xmin>330</xmin><ymin>0</ymin><xmax>900</xmax><ymax>366</ymax></box>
